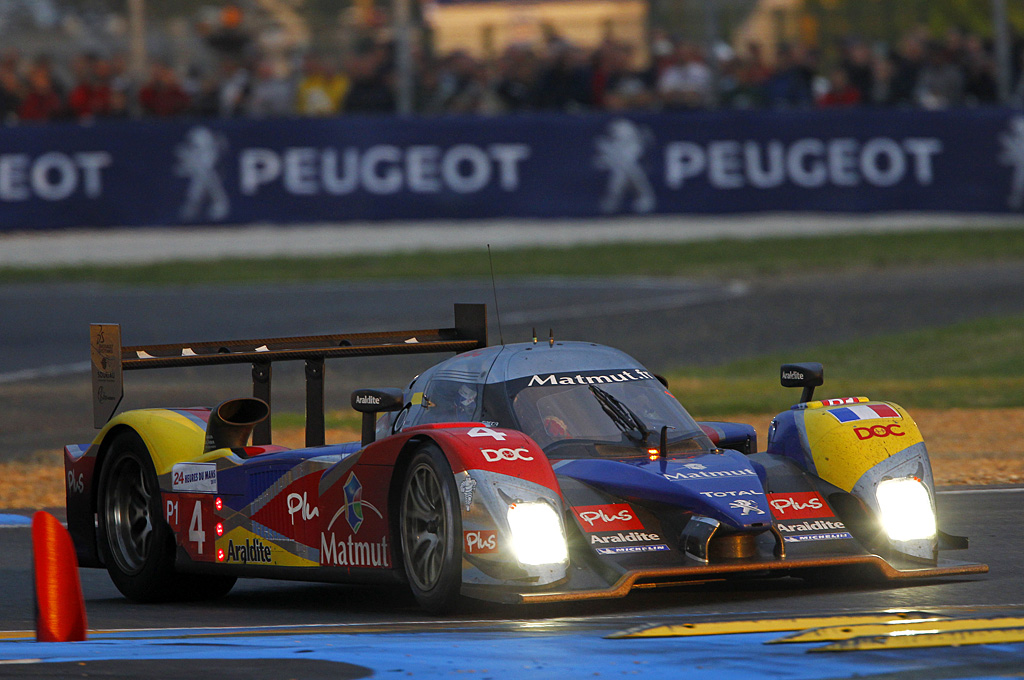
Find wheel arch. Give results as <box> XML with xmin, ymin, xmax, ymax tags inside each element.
<box><xmin>87</xmin><ymin>409</ymin><xmax>208</xmax><ymax>561</ymax></box>
<box><xmin>386</xmin><ymin>434</ymin><xmax>446</xmax><ymax>575</ymax></box>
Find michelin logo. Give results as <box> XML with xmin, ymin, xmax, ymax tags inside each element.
<box><xmin>782</xmin><ymin>532</ymin><xmax>853</xmax><ymax>543</ymax></box>
<box><xmin>596</xmin><ymin>544</ymin><xmax>669</xmax><ymax>555</ymax></box>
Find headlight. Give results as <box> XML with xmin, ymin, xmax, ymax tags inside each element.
<box><xmin>875</xmin><ymin>477</ymin><xmax>936</xmax><ymax>542</ymax></box>
<box><xmin>506</xmin><ymin>501</ymin><xmax>568</xmax><ymax>565</ymax></box>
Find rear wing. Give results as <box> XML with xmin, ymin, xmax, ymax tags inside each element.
<box><xmin>90</xmin><ymin>303</ymin><xmax>488</xmax><ymax>446</ymax></box>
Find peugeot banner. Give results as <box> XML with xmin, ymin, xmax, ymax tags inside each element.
<box><xmin>0</xmin><ymin>108</ymin><xmax>1021</xmax><ymax>231</ymax></box>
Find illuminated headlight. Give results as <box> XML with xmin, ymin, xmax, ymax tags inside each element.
<box><xmin>506</xmin><ymin>502</ymin><xmax>568</xmax><ymax>565</ymax></box>
<box><xmin>876</xmin><ymin>477</ymin><xmax>936</xmax><ymax>542</ymax></box>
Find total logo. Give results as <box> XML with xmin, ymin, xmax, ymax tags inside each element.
<box><xmin>854</xmin><ymin>424</ymin><xmax>905</xmax><ymax>440</ymax></box>
<box><xmin>481</xmin><ymin>447</ymin><xmax>533</xmax><ymax>462</ymax></box>
<box><xmin>699</xmin><ymin>489</ymin><xmax>760</xmax><ymax>498</ymax></box>
<box><xmin>286</xmin><ymin>491</ymin><xmax>319</xmax><ymax>526</ymax></box>
<box><xmin>573</xmin><ymin>504</ymin><xmax>644</xmax><ymax>532</ymax></box>
<box><xmin>464</xmin><ymin>530</ymin><xmax>498</xmax><ymax>554</ymax></box>
<box><xmin>768</xmin><ymin>492</ymin><xmax>831</xmax><ymax>520</ymax></box>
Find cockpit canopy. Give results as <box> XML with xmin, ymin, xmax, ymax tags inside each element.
<box><xmin>381</xmin><ymin>342</ymin><xmax>712</xmax><ymax>456</ymax></box>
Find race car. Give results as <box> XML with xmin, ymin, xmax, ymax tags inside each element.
<box><xmin>65</xmin><ymin>304</ymin><xmax>986</xmax><ymax>613</ymax></box>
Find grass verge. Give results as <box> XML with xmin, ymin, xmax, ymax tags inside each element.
<box><xmin>3</xmin><ymin>227</ymin><xmax>1024</xmax><ymax>284</ymax></box>
<box><xmin>668</xmin><ymin>314</ymin><xmax>1024</xmax><ymax>416</ymax></box>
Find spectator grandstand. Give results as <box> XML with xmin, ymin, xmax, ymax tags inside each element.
<box><xmin>0</xmin><ymin>1</ymin><xmax>1018</xmax><ymax>122</ymax></box>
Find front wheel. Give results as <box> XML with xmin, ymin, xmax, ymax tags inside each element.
<box><xmin>97</xmin><ymin>431</ymin><xmax>235</xmax><ymax>602</ymax></box>
<box><xmin>399</xmin><ymin>445</ymin><xmax>462</xmax><ymax>614</ymax></box>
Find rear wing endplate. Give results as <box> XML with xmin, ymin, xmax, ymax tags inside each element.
<box><xmin>90</xmin><ymin>303</ymin><xmax>488</xmax><ymax>446</ymax></box>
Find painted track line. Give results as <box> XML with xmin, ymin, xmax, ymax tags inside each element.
<box><xmin>0</xmin><ymin>361</ymin><xmax>90</xmax><ymax>385</ymax></box>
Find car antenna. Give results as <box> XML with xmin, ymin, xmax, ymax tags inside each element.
<box><xmin>487</xmin><ymin>244</ymin><xmax>505</xmax><ymax>345</ymax></box>
<box><xmin>532</xmin><ymin>328</ymin><xmax>537</xmax><ymax>344</ymax></box>
<box><xmin>549</xmin><ymin>328</ymin><xmax>554</xmax><ymax>347</ymax></box>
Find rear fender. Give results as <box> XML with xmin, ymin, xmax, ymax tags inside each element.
<box><xmin>65</xmin><ymin>408</ymin><xmax>213</xmax><ymax>567</ymax></box>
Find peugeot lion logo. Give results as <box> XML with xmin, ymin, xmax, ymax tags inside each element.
<box><xmin>176</xmin><ymin>126</ymin><xmax>230</xmax><ymax>221</ymax></box>
<box><xmin>999</xmin><ymin>115</ymin><xmax>1024</xmax><ymax>209</ymax></box>
<box><xmin>594</xmin><ymin>119</ymin><xmax>656</xmax><ymax>214</ymax></box>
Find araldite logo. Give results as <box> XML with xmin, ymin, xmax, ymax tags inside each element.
<box><xmin>464</xmin><ymin>530</ymin><xmax>498</xmax><ymax>554</ymax></box>
<box><xmin>768</xmin><ymin>492</ymin><xmax>832</xmax><ymax>520</ymax></box>
<box><xmin>573</xmin><ymin>504</ymin><xmax>643</xmax><ymax>532</ymax></box>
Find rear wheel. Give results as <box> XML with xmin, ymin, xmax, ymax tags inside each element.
<box><xmin>399</xmin><ymin>445</ymin><xmax>462</xmax><ymax>614</ymax></box>
<box><xmin>97</xmin><ymin>431</ymin><xmax>235</xmax><ymax>602</ymax></box>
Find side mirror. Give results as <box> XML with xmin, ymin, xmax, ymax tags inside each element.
<box><xmin>780</xmin><ymin>363</ymin><xmax>824</xmax><ymax>404</ymax></box>
<box><xmin>351</xmin><ymin>388</ymin><xmax>405</xmax><ymax>446</ymax></box>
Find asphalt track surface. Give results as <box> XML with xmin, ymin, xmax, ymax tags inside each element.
<box><xmin>0</xmin><ymin>488</ymin><xmax>1018</xmax><ymax>678</ymax></box>
<box><xmin>3</xmin><ymin>240</ymin><xmax>1024</xmax><ymax>675</ymax></box>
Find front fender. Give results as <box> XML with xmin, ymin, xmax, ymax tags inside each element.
<box><xmin>767</xmin><ymin>400</ymin><xmax>936</xmax><ymax>560</ymax></box>
<box><xmin>401</xmin><ymin>424</ymin><xmax>568</xmax><ymax>588</ymax></box>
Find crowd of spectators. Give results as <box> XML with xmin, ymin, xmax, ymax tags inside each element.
<box><xmin>0</xmin><ymin>25</ymin><xmax>1020</xmax><ymax>124</ymax></box>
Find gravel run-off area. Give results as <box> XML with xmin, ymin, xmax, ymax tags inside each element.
<box><xmin>2</xmin><ymin>408</ymin><xmax>1018</xmax><ymax>510</ymax></box>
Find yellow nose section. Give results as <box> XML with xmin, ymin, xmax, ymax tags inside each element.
<box><xmin>801</xmin><ymin>401</ymin><xmax>924</xmax><ymax>492</ymax></box>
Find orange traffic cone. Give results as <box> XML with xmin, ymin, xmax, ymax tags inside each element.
<box><xmin>32</xmin><ymin>511</ymin><xmax>87</xmax><ymax>642</ymax></box>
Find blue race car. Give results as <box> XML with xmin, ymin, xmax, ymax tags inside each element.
<box><xmin>66</xmin><ymin>304</ymin><xmax>986</xmax><ymax>613</ymax></box>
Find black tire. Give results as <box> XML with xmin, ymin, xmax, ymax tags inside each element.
<box><xmin>97</xmin><ymin>430</ymin><xmax>236</xmax><ymax>602</ymax></box>
<box><xmin>399</xmin><ymin>445</ymin><xmax>462</xmax><ymax>614</ymax></box>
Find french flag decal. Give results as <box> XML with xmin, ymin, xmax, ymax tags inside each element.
<box><xmin>827</xmin><ymin>403</ymin><xmax>901</xmax><ymax>423</ymax></box>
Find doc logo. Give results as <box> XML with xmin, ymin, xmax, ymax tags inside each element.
<box><xmin>854</xmin><ymin>424</ymin><xmax>904</xmax><ymax>440</ymax></box>
<box><xmin>481</xmin><ymin>448</ymin><xmax>533</xmax><ymax>463</ymax></box>
<box><xmin>464</xmin><ymin>530</ymin><xmax>497</xmax><ymax>554</ymax></box>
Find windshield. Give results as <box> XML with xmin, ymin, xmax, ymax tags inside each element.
<box><xmin>507</xmin><ymin>370</ymin><xmax>707</xmax><ymax>453</ymax></box>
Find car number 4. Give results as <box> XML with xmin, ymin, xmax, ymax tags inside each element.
<box><xmin>189</xmin><ymin>501</ymin><xmax>205</xmax><ymax>554</ymax></box>
<box><xmin>467</xmin><ymin>426</ymin><xmax>506</xmax><ymax>441</ymax></box>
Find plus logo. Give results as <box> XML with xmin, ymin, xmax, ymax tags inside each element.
<box><xmin>286</xmin><ymin>492</ymin><xmax>319</xmax><ymax>526</ymax></box>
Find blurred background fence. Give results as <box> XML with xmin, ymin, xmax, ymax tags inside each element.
<box><xmin>3</xmin><ymin>0</ymin><xmax>1024</xmax><ymax>229</ymax></box>
<box><xmin>2</xmin><ymin>107</ymin><xmax>1023</xmax><ymax>230</ymax></box>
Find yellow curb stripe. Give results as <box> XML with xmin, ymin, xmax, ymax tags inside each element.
<box><xmin>606</xmin><ymin>611</ymin><xmax>941</xmax><ymax>639</ymax></box>
<box><xmin>810</xmin><ymin>627</ymin><xmax>1024</xmax><ymax>652</ymax></box>
<box><xmin>771</xmin><ymin>616</ymin><xmax>1024</xmax><ymax>644</ymax></box>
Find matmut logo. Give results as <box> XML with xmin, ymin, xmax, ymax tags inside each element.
<box><xmin>528</xmin><ymin>370</ymin><xmax>655</xmax><ymax>387</ymax></box>
<box><xmin>573</xmin><ymin>504</ymin><xmax>643</xmax><ymax>532</ymax></box>
<box><xmin>768</xmin><ymin>492</ymin><xmax>832</xmax><ymax>520</ymax></box>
